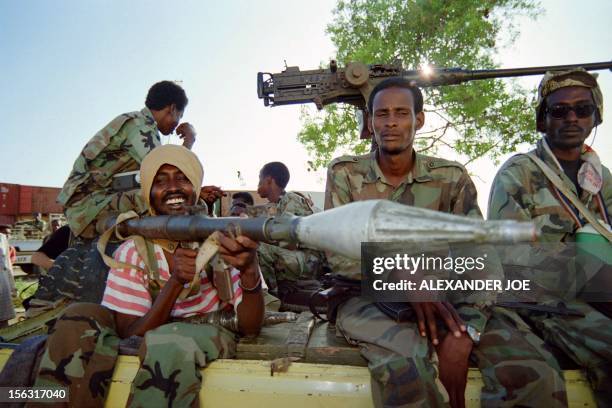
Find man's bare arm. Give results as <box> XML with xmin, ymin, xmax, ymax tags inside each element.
<box><xmin>217</xmin><ymin>234</ymin><xmax>264</xmax><ymax>336</ymax></box>
<box><xmin>31</xmin><ymin>251</ymin><xmax>54</xmax><ymax>270</ymax></box>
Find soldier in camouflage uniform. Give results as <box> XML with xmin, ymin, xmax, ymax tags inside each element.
<box><xmin>29</xmin><ymin>81</ymin><xmax>197</xmax><ymax>309</ymax></box>
<box><xmin>30</xmin><ymin>145</ymin><xmax>264</xmax><ymax>407</ymax></box>
<box><xmin>488</xmin><ymin>69</ymin><xmax>612</xmax><ymax>406</ymax></box>
<box><xmin>254</xmin><ymin>161</ymin><xmax>326</xmax><ymax>296</ymax></box>
<box><xmin>58</xmin><ymin>80</ymin><xmax>196</xmax><ymax>238</ymax></box>
<box><xmin>326</xmin><ymin>77</ymin><xmax>565</xmax><ymax>407</ymax></box>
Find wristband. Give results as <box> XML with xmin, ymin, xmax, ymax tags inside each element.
<box><xmin>239</xmin><ymin>275</ymin><xmax>262</xmax><ymax>293</ymax></box>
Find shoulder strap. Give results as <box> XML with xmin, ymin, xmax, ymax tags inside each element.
<box><xmin>523</xmin><ymin>152</ymin><xmax>612</xmax><ymax>242</ymax></box>
<box><xmin>97</xmin><ymin>211</ymin><xmax>163</xmax><ymax>297</ymax></box>
<box><xmin>97</xmin><ymin>211</ymin><xmax>145</xmax><ymax>272</ymax></box>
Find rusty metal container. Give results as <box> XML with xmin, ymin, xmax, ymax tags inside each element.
<box><xmin>0</xmin><ymin>183</ymin><xmax>19</xmax><ymax>215</ymax></box>
<box><xmin>30</xmin><ymin>187</ymin><xmax>62</xmax><ymax>214</ymax></box>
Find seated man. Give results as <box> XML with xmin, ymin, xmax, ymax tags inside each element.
<box><xmin>489</xmin><ymin>69</ymin><xmax>612</xmax><ymax>406</ymax></box>
<box><xmin>31</xmin><ymin>144</ymin><xmax>264</xmax><ymax>407</ymax></box>
<box><xmin>229</xmin><ymin>191</ymin><xmax>255</xmax><ymax>216</ymax></box>
<box><xmin>326</xmin><ymin>77</ymin><xmax>564</xmax><ymax>407</ymax></box>
<box><xmin>254</xmin><ymin>161</ymin><xmax>327</xmax><ymax>298</ymax></box>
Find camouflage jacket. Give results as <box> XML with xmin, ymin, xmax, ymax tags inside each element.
<box><xmin>247</xmin><ymin>191</ymin><xmax>317</xmax><ymax>218</ymax></box>
<box><xmin>278</xmin><ymin>191</ymin><xmax>317</xmax><ymax>217</ymax></box>
<box><xmin>488</xmin><ymin>139</ymin><xmax>611</xmax><ymax>301</ymax></box>
<box><xmin>488</xmin><ymin>139</ymin><xmax>612</xmax><ymax>242</ymax></box>
<box><xmin>248</xmin><ymin>192</ymin><xmax>318</xmax><ymax>250</ymax></box>
<box><xmin>58</xmin><ymin>108</ymin><xmax>161</xmax><ymax>236</ymax></box>
<box><xmin>325</xmin><ymin>151</ymin><xmax>480</xmax><ymax>216</ymax></box>
<box><xmin>325</xmin><ymin>151</ymin><xmax>490</xmax><ymax>332</ymax></box>
<box><xmin>278</xmin><ymin>192</ymin><xmax>318</xmax><ymax>251</ymax></box>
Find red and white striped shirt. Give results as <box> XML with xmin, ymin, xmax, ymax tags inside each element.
<box><xmin>102</xmin><ymin>239</ymin><xmax>243</xmax><ymax>318</ymax></box>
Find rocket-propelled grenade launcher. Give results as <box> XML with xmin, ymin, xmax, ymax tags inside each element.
<box><xmin>102</xmin><ymin>200</ymin><xmax>538</xmax><ymax>260</ymax></box>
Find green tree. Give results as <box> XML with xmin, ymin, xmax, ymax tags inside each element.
<box><xmin>298</xmin><ymin>0</ymin><xmax>542</xmax><ymax>170</ymax></box>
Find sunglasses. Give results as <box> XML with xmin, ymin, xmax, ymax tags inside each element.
<box><xmin>547</xmin><ymin>104</ymin><xmax>596</xmax><ymax>119</ymax></box>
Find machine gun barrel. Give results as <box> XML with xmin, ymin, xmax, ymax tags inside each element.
<box><xmin>258</xmin><ymin>60</ymin><xmax>612</xmax><ymax>109</ymax></box>
<box><xmin>101</xmin><ymin>200</ymin><xmax>538</xmax><ymax>260</ymax></box>
<box><xmin>412</xmin><ymin>61</ymin><xmax>612</xmax><ymax>87</ymax></box>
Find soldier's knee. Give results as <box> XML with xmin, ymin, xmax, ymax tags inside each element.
<box><xmin>369</xmin><ymin>354</ymin><xmax>444</xmax><ymax>405</ymax></box>
<box><xmin>494</xmin><ymin>361</ymin><xmax>565</xmax><ymax>397</ymax></box>
<box><xmin>143</xmin><ymin>324</ymin><xmax>207</xmax><ymax>363</ymax></box>
<box><xmin>369</xmin><ymin>353</ymin><xmax>429</xmax><ymax>385</ymax></box>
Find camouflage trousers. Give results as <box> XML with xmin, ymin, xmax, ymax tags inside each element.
<box><xmin>30</xmin><ymin>303</ymin><xmax>237</xmax><ymax>407</ymax></box>
<box><xmin>29</xmin><ymin>303</ymin><xmax>119</xmax><ymax>408</ymax></box>
<box><xmin>257</xmin><ymin>243</ymin><xmax>324</xmax><ymax>294</ymax></box>
<box><xmin>518</xmin><ymin>300</ymin><xmax>612</xmax><ymax>407</ymax></box>
<box><xmin>128</xmin><ymin>322</ymin><xmax>237</xmax><ymax>408</ymax></box>
<box><xmin>28</xmin><ymin>239</ymin><xmax>119</xmax><ymax>315</ymax></box>
<box><xmin>337</xmin><ymin>298</ymin><xmax>567</xmax><ymax>407</ymax></box>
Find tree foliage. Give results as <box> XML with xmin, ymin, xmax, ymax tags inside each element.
<box><xmin>298</xmin><ymin>0</ymin><xmax>542</xmax><ymax>170</ymax></box>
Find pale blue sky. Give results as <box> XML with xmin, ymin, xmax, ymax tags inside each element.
<box><xmin>0</xmin><ymin>0</ymin><xmax>610</xmax><ymax>212</ymax></box>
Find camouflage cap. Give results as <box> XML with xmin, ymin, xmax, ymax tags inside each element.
<box><xmin>536</xmin><ymin>68</ymin><xmax>603</xmax><ymax>131</ymax></box>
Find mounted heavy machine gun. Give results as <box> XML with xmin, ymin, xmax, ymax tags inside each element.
<box><xmin>257</xmin><ymin>60</ymin><xmax>612</xmax><ymax>138</ymax></box>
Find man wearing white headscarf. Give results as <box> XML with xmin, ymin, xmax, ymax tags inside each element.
<box><xmin>28</xmin><ymin>145</ymin><xmax>264</xmax><ymax>407</ymax></box>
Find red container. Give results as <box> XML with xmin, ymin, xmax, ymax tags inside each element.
<box><xmin>31</xmin><ymin>187</ymin><xmax>62</xmax><ymax>213</ymax></box>
<box><xmin>1</xmin><ymin>183</ymin><xmax>63</xmax><ymax>216</ymax></box>
<box><xmin>0</xmin><ymin>215</ymin><xmax>16</xmax><ymax>226</ymax></box>
<box><xmin>18</xmin><ymin>186</ymin><xmax>33</xmax><ymax>215</ymax></box>
<box><xmin>0</xmin><ymin>183</ymin><xmax>20</xmax><ymax>215</ymax></box>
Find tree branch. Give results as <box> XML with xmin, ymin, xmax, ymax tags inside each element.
<box><xmin>418</xmin><ymin>122</ymin><xmax>452</xmax><ymax>152</ymax></box>
<box><xmin>462</xmin><ymin>136</ymin><xmax>505</xmax><ymax>166</ymax></box>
